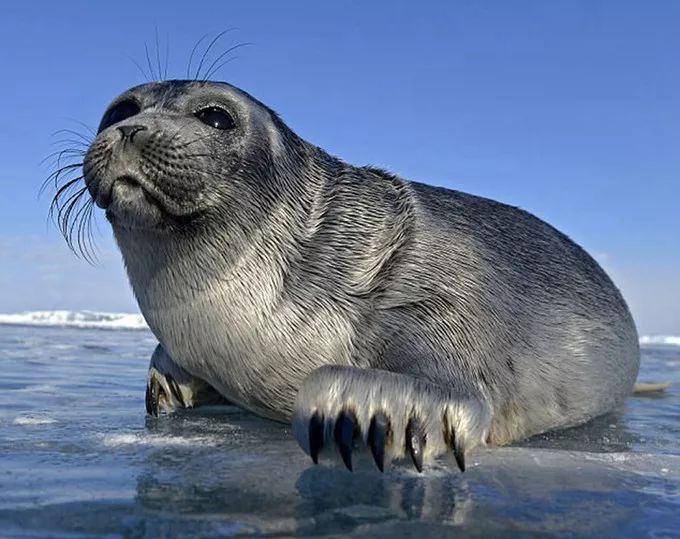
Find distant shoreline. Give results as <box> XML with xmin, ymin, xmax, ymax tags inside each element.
<box><xmin>0</xmin><ymin>310</ymin><xmax>149</xmax><ymax>331</ymax></box>
<box><xmin>0</xmin><ymin>310</ymin><xmax>678</xmax><ymax>346</ymax></box>
<box><xmin>0</xmin><ymin>322</ymin><xmax>151</xmax><ymax>332</ymax></box>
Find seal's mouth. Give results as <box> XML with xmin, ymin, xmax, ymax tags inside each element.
<box><xmin>96</xmin><ymin>173</ymin><xmax>170</xmax><ymax>229</ymax></box>
<box><xmin>114</xmin><ymin>175</ymin><xmax>164</xmax><ymax>209</ymax></box>
<box><xmin>97</xmin><ymin>172</ymin><xmax>205</xmax><ymax>230</ymax></box>
<box><xmin>95</xmin><ymin>174</ymin><xmax>155</xmax><ymax>209</ymax></box>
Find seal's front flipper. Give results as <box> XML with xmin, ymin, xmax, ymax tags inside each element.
<box><xmin>145</xmin><ymin>345</ymin><xmax>227</xmax><ymax>416</ymax></box>
<box><xmin>293</xmin><ymin>365</ymin><xmax>491</xmax><ymax>473</ymax></box>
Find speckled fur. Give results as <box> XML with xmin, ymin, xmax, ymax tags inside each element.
<box><xmin>84</xmin><ymin>80</ymin><xmax>640</xmax><ymax>467</ymax></box>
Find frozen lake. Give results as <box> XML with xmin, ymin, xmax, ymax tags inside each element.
<box><xmin>0</xmin><ymin>324</ymin><xmax>678</xmax><ymax>537</ymax></box>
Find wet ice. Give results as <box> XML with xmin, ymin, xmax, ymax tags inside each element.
<box><xmin>0</xmin><ymin>324</ymin><xmax>678</xmax><ymax>537</ymax></box>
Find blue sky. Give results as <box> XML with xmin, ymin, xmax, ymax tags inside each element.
<box><xmin>1</xmin><ymin>1</ymin><xmax>678</xmax><ymax>334</ymax></box>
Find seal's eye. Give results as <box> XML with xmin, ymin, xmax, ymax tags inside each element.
<box><xmin>99</xmin><ymin>100</ymin><xmax>141</xmax><ymax>132</ymax></box>
<box><xmin>195</xmin><ymin>107</ymin><xmax>236</xmax><ymax>130</ymax></box>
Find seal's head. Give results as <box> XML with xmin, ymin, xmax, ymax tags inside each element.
<box><xmin>83</xmin><ymin>80</ymin><xmax>301</xmax><ymax>233</ymax></box>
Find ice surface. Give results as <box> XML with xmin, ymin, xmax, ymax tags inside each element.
<box><xmin>0</xmin><ymin>325</ymin><xmax>678</xmax><ymax>538</ymax></box>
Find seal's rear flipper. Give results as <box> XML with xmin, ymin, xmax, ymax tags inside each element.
<box><xmin>292</xmin><ymin>365</ymin><xmax>491</xmax><ymax>473</ymax></box>
<box><xmin>145</xmin><ymin>344</ymin><xmax>228</xmax><ymax>416</ymax></box>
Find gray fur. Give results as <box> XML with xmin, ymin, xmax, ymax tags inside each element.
<box><xmin>82</xmin><ymin>80</ymin><xmax>639</xmax><ymax>469</ymax></box>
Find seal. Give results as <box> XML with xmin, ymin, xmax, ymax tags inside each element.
<box><xmin>78</xmin><ymin>80</ymin><xmax>639</xmax><ymax>472</ymax></box>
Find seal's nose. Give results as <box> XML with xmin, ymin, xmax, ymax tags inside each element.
<box><xmin>117</xmin><ymin>124</ymin><xmax>148</xmax><ymax>143</ymax></box>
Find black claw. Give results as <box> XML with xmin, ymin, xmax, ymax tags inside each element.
<box><xmin>406</xmin><ymin>417</ymin><xmax>426</xmax><ymax>473</ymax></box>
<box><xmin>368</xmin><ymin>413</ymin><xmax>389</xmax><ymax>472</ymax></box>
<box><xmin>334</xmin><ymin>411</ymin><xmax>357</xmax><ymax>471</ymax></box>
<box><xmin>454</xmin><ymin>443</ymin><xmax>466</xmax><ymax>473</ymax></box>
<box><xmin>151</xmin><ymin>383</ymin><xmax>160</xmax><ymax>417</ymax></box>
<box><xmin>448</xmin><ymin>429</ymin><xmax>466</xmax><ymax>472</ymax></box>
<box><xmin>145</xmin><ymin>383</ymin><xmax>153</xmax><ymax>415</ymax></box>
<box><xmin>309</xmin><ymin>412</ymin><xmax>325</xmax><ymax>464</ymax></box>
<box><xmin>146</xmin><ymin>382</ymin><xmax>159</xmax><ymax>417</ymax></box>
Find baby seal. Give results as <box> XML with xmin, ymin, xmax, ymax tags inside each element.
<box><xmin>80</xmin><ymin>80</ymin><xmax>639</xmax><ymax>472</ymax></box>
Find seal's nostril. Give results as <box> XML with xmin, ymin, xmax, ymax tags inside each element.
<box><xmin>117</xmin><ymin>124</ymin><xmax>147</xmax><ymax>143</ymax></box>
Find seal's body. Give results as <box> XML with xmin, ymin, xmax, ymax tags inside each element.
<box><xmin>82</xmin><ymin>80</ymin><xmax>639</xmax><ymax>472</ymax></box>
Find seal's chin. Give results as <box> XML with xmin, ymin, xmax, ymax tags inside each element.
<box><xmin>104</xmin><ymin>176</ymin><xmax>166</xmax><ymax>230</ymax></box>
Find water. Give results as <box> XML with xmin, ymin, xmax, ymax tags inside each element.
<box><xmin>0</xmin><ymin>324</ymin><xmax>678</xmax><ymax>538</ymax></box>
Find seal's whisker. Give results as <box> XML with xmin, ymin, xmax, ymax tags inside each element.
<box><xmin>164</xmin><ymin>33</ymin><xmax>170</xmax><ymax>80</ymax></box>
<box><xmin>155</xmin><ymin>27</ymin><xmax>163</xmax><ymax>83</ymax></box>
<box><xmin>52</xmin><ymin>129</ymin><xmax>92</xmax><ymax>146</ymax></box>
<box><xmin>41</xmin><ymin>163</ymin><xmax>84</xmax><ymax>196</ymax></box>
<box><xmin>65</xmin><ymin>189</ymin><xmax>90</xmax><ymax>238</ymax></box>
<box><xmin>128</xmin><ymin>54</ymin><xmax>152</xmax><ymax>82</ymax></box>
<box><xmin>54</xmin><ymin>184</ymin><xmax>87</xmax><ymax>238</ymax></box>
<box><xmin>50</xmin><ymin>138</ymin><xmax>89</xmax><ymax>150</ymax></box>
<box><xmin>55</xmin><ymin>183</ymin><xmax>98</xmax><ymax>263</ymax></box>
<box><xmin>41</xmin><ymin>149</ymin><xmax>87</xmax><ymax>169</ymax></box>
<box><xmin>144</xmin><ymin>41</ymin><xmax>156</xmax><ymax>81</ymax></box>
<box><xmin>42</xmin><ymin>158</ymin><xmax>78</xmax><ymax>177</ymax></box>
<box><xmin>48</xmin><ymin>175</ymin><xmax>86</xmax><ymax>216</ymax></box>
<box><xmin>43</xmin><ymin>152</ymin><xmax>95</xmax><ymax>262</ymax></box>
<box><xmin>201</xmin><ymin>42</ymin><xmax>252</xmax><ymax>82</ymax></box>
<box><xmin>66</xmin><ymin>118</ymin><xmax>97</xmax><ymax>137</ymax></box>
<box><xmin>45</xmin><ymin>162</ymin><xmax>83</xmax><ymax>183</ymax></box>
<box><xmin>70</xmin><ymin>195</ymin><xmax>98</xmax><ymax>264</ymax></box>
<box><xmin>204</xmin><ymin>57</ymin><xmax>238</xmax><ymax>82</ymax></box>
<box><xmin>79</xmin><ymin>201</ymin><xmax>98</xmax><ymax>264</ymax></box>
<box><xmin>187</xmin><ymin>33</ymin><xmax>209</xmax><ymax>80</ymax></box>
<box><xmin>194</xmin><ymin>29</ymin><xmax>238</xmax><ymax>81</ymax></box>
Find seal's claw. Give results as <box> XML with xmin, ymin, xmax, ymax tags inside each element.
<box><xmin>454</xmin><ymin>444</ymin><xmax>466</xmax><ymax>472</ymax></box>
<box><xmin>309</xmin><ymin>412</ymin><xmax>324</xmax><ymax>464</ymax></box>
<box><xmin>443</xmin><ymin>422</ymin><xmax>466</xmax><ymax>472</ymax></box>
<box><xmin>145</xmin><ymin>381</ymin><xmax>152</xmax><ymax>415</ymax></box>
<box><xmin>406</xmin><ymin>417</ymin><xmax>425</xmax><ymax>472</ymax></box>
<box><xmin>293</xmin><ymin>365</ymin><xmax>492</xmax><ymax>472</ymax></box>
<box><xmin>452</xmin><ymin>433</ymin><xmax>466</xmax><ymax>472</ymax></box>
<box><xmin>145</xmin><ymin>380</ymin><xmax>160</xmax><ymax>417</ymax></box>
<box><xmin>367</xmin><ymin>412</ymin><xmax>389</xmax><ymax>472</ymax></box>
<box><xmin>334</xmin><ymin>411</ymin><xmax>357</xmax><ymax>471</ymax></box>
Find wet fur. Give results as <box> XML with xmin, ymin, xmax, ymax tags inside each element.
<box><xmin>82</xmin><ymin>81</ymin><xmax>639</xmax><ymax>460</ymax></box>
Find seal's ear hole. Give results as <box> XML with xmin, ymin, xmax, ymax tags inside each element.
<box><xmin>195</xmin><ymin>107</ymin><xmax>236</xmax><ymax>130</ymax></box>
<box><xmin>98</xmin><ymin>100</ymin><xmax>141</xmax><ymax>133</ymax></box>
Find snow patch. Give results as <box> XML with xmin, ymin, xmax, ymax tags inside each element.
<box><xmin>0</xmin><ymin>310</ymin><xmax>148</xmax><ymax>331</ymax></box>
<box><xmin>639</xmin><ymin>335</ymin><xmax>680</xmax><ymax>347</ymax></box>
